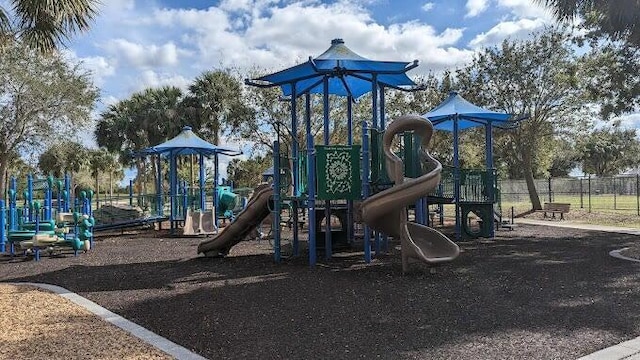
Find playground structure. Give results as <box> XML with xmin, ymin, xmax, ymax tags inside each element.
<box><xmin>191</xmin><ymin>38</ymin><xmax>521</xmax><ymax>271</ymax></box>
<box><xmin>134</xmin><ymin>126</ymin><xmax>243</xmax><ymax>234</ymax></box>
<box><xmin>0</xmin><ymin>174</ymin><xmax>94</xmax><ymax>261</ymax></box>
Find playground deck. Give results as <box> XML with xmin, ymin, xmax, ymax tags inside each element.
<box><xmin>1</xmin><ymin>225</ymin><xmax>639</xmax><ymax>359</ymax></box>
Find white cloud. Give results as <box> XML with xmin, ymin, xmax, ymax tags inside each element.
<box><xmin>133</xmin><ymin>70</ymin><xmax>191</xmax><ymax>92</ymax></box>
<box><xmin>465</xmin><ymin>0</ymin><xmax>489</xmax><ymax>18</ymax></box>
<box><xmin>497</xmin><ymin>0</ymin><xmax>553</xmax><ymax>20</ymax></box>
<box><xmin>104</xmin><ymin>39</ymin><xmax>182</xmax><ymax>69</ymax></box>
<box><xmin>421</xmin><ymin>2</ymin><xmax>435</xmax><ymax>12</ymax></box>
<box><xmin>469</xmin><ymin>18</ymin><xmax>547</xmax><ymax>48</ymax></box>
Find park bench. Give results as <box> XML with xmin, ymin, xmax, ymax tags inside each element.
<box><xmin>536</xmin><ymin>202</ymin><xmax>571</xmax><ymax>220</ymax></box>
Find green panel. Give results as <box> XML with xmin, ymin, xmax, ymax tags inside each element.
<box><xmin>370</xmin><ymin>129</ymin><xmax>390</xmax><ymax>186</ymax></box>
<box><xmin>315</xmin><ymin>145</ymin><xmax>362</xmax><ymax>200</ymax></box>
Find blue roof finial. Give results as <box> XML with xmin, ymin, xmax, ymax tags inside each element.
<box><xmin>331</xmin><ymin>38</ymin><xmax>344</xmax><ymax>45</ymax></box>
<box><xmin>183</xmin><ymin>125</ymin><xmax>192</xmax><ymax>131</ymax></box>
<box><xmin>449</xmin><ymin>90</ymin><xmax>459</xmax><ymax>96</ymax></box>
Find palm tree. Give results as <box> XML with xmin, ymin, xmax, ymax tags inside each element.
<box><xmin>187</xmin><ymin>70</ymin><xmax>254</xmax><ymax>145</ymax></box>
<box><xmin>0</xmin><ymin>0</ymin><xmax>99</xmax><ymax>52</ymax></box>
<box><xmin>539</xmin><ymin>0</ymin><xmax>640</xmax><ymax>46</ymax></box>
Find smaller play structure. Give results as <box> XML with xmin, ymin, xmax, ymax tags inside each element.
<box><xmin>136</xmin><ymin>126</ymin><xmax>243</xmax><ymax>235</ymax></box>
<box><xmin>0</xmin><ymin>175</ymin><xmax>94</xmax><ymax>261</ymax></box>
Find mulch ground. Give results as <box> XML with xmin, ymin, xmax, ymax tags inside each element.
<box><xmin>1</xmin><ymin>224</ymin><xmax>640</xmax><ymax>360</ymax></box>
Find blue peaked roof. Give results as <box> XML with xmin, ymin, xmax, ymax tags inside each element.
<box><xmin>248</xmin><ymin>38</ymin><xmax>418</xmax><ymax>99</ymax></box>
<box><xmin>423</xmin><ymin>91</ymin><xmax>513</xmax><ymax>131</ymax></box>
<box><xmin>139</xmin><ymin>126</ymin><xmax>242</xmax><ymax>157</ymax></box>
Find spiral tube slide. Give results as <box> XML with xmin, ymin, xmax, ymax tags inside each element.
<box><xmin>361</xmin><ymin>115</ymin><xmax>460</xmax><ymax>273</ymax></box>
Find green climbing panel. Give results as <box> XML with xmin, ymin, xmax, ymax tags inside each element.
<box><xmin>315</xmin><ymin>145</ymin><xmax>361</xmax><ymax>200</ymax></box>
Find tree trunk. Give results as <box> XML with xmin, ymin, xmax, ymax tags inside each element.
<box><xmin>523</xmin><ymin>151</ymin><xmax>542</xmax><ymax>210</ymax></box>
<box><xmin>109</xmin><ymin>171</ymin><xmax>113</xmax><ymax>198</ymax></box>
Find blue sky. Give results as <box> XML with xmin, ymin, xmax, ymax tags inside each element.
<box><xmin>63</xmin><ymin>0</ymin><xmax>555</xmax><ymax>110</ymax></box>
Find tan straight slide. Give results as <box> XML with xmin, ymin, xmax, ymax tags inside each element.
<box><xmin>197</xmin><ymin>183</ymin><xmax>273</xmax><ymax>257</ymax></box>
<box><xmin>361</xmin><ymin>115</ymin><xmax>460</xmax><ymax>273</ymax></box>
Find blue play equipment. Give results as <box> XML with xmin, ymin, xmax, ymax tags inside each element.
<box><xmin>247</xmin><ymin>38</ymin><xmax>421</xmax><ymax>265</ymax></box>
<box><xmin>137</xmin><ymin>126</ymin><xmax>242</xmax><ymax>234</ymax></box>
<box><xmin>420</xmin><ymin>91</ymin><xmax>523</xmax><ymax>239</ymax></box>
<box><xmin>244</xmin><ymin>38</ymin><xmax>520</xmax><ymax>268</ymax></box>
<box><xmin>0</xmin><ymin>174</ymin><xmax>94</xmax><ymax>260</ymax></box>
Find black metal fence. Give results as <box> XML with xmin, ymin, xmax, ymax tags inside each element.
<box><xmin>499</xmin><ymin>175</ymin><xmax>640</xmax><ymax>215</ymax></box>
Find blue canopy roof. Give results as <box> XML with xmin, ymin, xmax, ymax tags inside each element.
<box><xmin>422</xmin><ymin>91</ymin><xmax>514</xmax><ymax>131</ymax></box>
<box><xmin>248</xmin><ymin>38</ymin><xmax>419</xmax><ymax>99</ymax></box>
<box><xmin>139</xmin><ymin>126</ymin><xmax>242</xmax><ymax>157</ymax></box>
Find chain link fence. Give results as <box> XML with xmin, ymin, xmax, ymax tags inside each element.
<box><xmin>500</xmin><ymin>175</ymin><xmax>640</xmax><ymax>215</ymax></box>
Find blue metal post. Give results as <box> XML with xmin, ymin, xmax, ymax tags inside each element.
<box><xmin>485</xmin><ymin>121</ymin><xmax>495</xmax><ymax>237</ymax></box>
<box><xmin>323</xmin><ymin>76</ymin><xmax>332</xmax><ymax>259</ymax></box>
<box><xmin>169</xmin><ymin>152</ymin><xmax>177</xmax><ymax>232</ymax></box>
<box><xmin>291</xmin><ymin>85</ymin><xmax>299</xmax><ymax>256</ymax></box>
<box><xmin>371</xmin><ymin>76</ymin><xmax>381</xmax><ymax>256</ymax></box>
<box><xmin>9</xmin><ymin>178</ymin><xmax>16</xmax><ymax>231</ymax></box>
<box><xmin>453</xmin><ymin>114</ymin><xmax>461</xmax><ymax>240</ymax></box>
<box><xmin>44</xmin><ymin>177</ymin><xmax>52</xmax><ymax>221</ymax></box>
<box><xmin>273</xmin><ymin>140</ymin><xmax>281</xmax><ymax>263</ymax></box>
<box><xmin>181</xmin><ymin>180</ymin><xmax>188</xmax><ymax>219</ymax></box>
<box><xmin>0</xmin><ymin>200</ymin><xmax>5</xmax><ymax>253</ymax></box>
<box><xmin>27</xmin><ymin>174</ymin><xmax>33</xmax><ymax>221</ymax></box>
<box><xmin>129</xmin><ymin>179</ymin><xmax>134</xmax><ymax>207</ymax></box>
<box><xmin>214</xmin><ymin>153</ymin><xmax>220</xmax><ymax>228</ymax></box>
<box><xmin>64</xmin><ymin>173</ymin><xmax>70</xmax><ymax>212</ymax></box>
<box><xmin>34</xmin><ymin>202</ymin><xmax>40</xmax><ymax>261</ymax></box>
<box><xmin>199</xmin><ymin>154</ymin><xmax>205</xmax><ymax>211</ymax></box>
<box><xmin>362</xmin><ymin>122</ymin><xmax>371</xmax><ymax>263</ymax></box>
<box><xmin>56</xmin><ymin>180</ymin><xmax>62</xmax><ymax>214</ymax></box>
<box><xmin>157</xmin><ymin>155</ymin><xmax>163</xmax><ymax>217</ymax></box>
<box><xmin>305</xmin><ymin>93</ymin><xmax>316</xmax><ymax>267</ymax></box>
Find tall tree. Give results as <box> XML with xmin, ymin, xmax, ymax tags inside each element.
<box><xmin>186</xmin><ymin>70</ymin><xmax>254</xmax><ymax>145</ymax></box>
<box><xmin>579</xmin><ymin>125</ymin><xmax>640</xmax><ymax>176</ymax></box>
<box><xmin>455</xmin><ymin>28</ymin><xmax>590</xmax><ymax>210</ymax></box>
<box><xmin>95</xmin><ymin>86</ymin><xmax>187</xmax><ymax>189</ymax></box>
<box><xmin>0</xmin><ymin>41</ymin><xmax>98</xmax><ymax>198</ymax></box>
<box><xmin>227</xmin><ymin>154</ymin><xmax>272</xmax><ymax>188</ymax></box>
<box><xmin>0</xmin><ymin>0</ymin><xmax>99</xmax><ymax>53</ymax></box>
<box><xmin>38</xmin><ymin>141</ymin><xmax>88</xmax><ymax>177</ymax></box>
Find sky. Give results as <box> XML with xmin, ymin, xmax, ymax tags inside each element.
<box><xmin>6</xmin><ymin>0</ymin><xmax>638</xmax><ymax>180</ymax></box>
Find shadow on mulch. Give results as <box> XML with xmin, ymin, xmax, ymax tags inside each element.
<box><xmin>2</xmin><ymin>225</ymin><xmax>640</xmax><ymax>360</ymax></box>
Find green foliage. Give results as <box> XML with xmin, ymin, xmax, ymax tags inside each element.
<box><xmin>579</xmin><ymin>42</ymin><xmax>640</xmax><ymax>118</ymax></box>
<box><xmin>227</xmin><ymin>154</ymin><xmax>271</xmax><ymax>188</ymax></box>
<box><xmin>38</xmin><ymin>141</ymin><xmax>88</xmax><ymax>177</ymax></box>
<box><xmin>0</xmin><ymin>40</ymin><xmax>97</xmax><ymax>198</ymax></box>
<box><xmin>186</xmin><ymin>70</ymin><xmax>254</xmax><ymax>145</ymax></box>
<box><xmin>579</xmin><ymin>126</ymin><xmax>640</xmax><ymax>176</ymax></box>
<box><xmin>0</xmin><ymin>0</ymin><xmax>99</xmax><ymax>53</ymax></box>
<box><xmin>455</xmin><ymin>28</ymin><xmax>591</xmax><ymax>209</ymax></box>
<box><xmin>539</xmin><ymin>0</ymin><xmax>640</xmax><ymax>47</ymax></box>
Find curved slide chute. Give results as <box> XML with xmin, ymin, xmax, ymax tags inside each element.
<box><xmin>362</xmin><ymin>115</ymin><xmax>460</xmax><ymax>273</ymax></box>
<box><xmin>197</xmin><ymin>184</ymin><xmax>273</xmax><ymax>257</ymax></box>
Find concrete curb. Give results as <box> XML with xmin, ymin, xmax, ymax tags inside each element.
<box><xmin>576</xmin><ymin>337</ymin><xmax>640</xmax><ymax>359</ymax></box>
<box><xmin>9</xmin><ymin>282</ymin><xmax>208</xmax><ymax>360</ymax></box>
<box><xmin>610</xmin><ymin>248</ymin><xmax>640</xmax><ymax>263</ymax></box>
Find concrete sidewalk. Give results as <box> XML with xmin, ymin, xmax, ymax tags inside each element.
<box><xmin>517</xmin><ymin>218</ymin><xmax>640</xmax><ymax>359</ymax></box>
<box><xmin>516</xmin><ymin>218</ymin><xmax>640</xmax><ymax>236</ymax></box>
